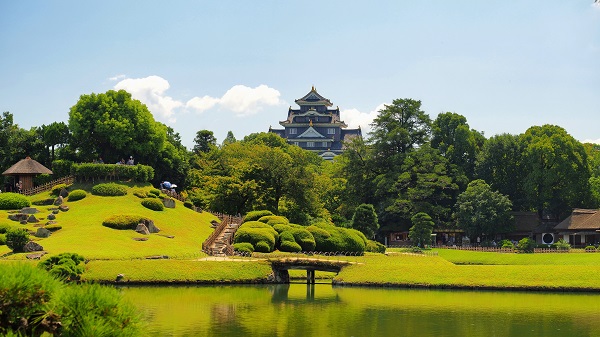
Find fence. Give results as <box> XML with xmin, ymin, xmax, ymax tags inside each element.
<box><xmin>20</xmin><ymin>175</ymin><xmax>75</xmax><ymax>196</ymax></box>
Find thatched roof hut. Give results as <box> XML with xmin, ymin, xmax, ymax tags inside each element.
<box><xmin>2</xmin><ymin>157</ymin><xmax>53</xmax><ymax>191</ymax></box>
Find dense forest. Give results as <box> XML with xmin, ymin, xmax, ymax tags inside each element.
<box><xmin>2</xmin><ymin>89</ymin><xmax>599</xmax><ymax>241</ymax></box>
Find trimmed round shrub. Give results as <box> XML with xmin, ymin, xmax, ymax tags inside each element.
<box><xmin>91</xmin><ymin>183</ymin><xmax>128</xmax><ymax>196</ymax></box>
<box><xmin>6</xmin><ymin>228</ymin><xmax>29</xmax><ymax>252</ymax></box>
<box><xmin>234</xmin><ymin>222</ymin><xmax>278</xmax><ymax>252</ymax></box>
<box><xmin>516</xmin><ymin>237</ymin><xmax>536</xmax><ymax>253</ymax></box>
<box><xmin>255</xmin><ymin>241</ymin><xmax>271</xmax><ymax>253</ymax></box>
<box><xmin>51</xmin><ymin>183</ymin><xmax>67</xmax><ymax>196</ymax></box>
<box><xmin>258</xmin><ymin>215</ymin><xmax>289</xmax><ymax>226</ymax></box>
<box><xmin>0</xmin><ymin>193</ymin><xmax>31</xmax><ymax>210</ymax></box>
<box><xmin>279</xmin><ymin>231</ymin><xmax>296</xmax><ymax>243</ymax></box>
<box><xmin>243</xmin><ymin>210</ymin><xmax>274</xmax><ymax>223</ymax></box>
<box><xmin>149</xmin><ymin>188</ymin><xmax>161</xmax><ymax>197</ymax></box>
<box><xmin>233</xmin><ymin>242</ymin><xmax>254</xmax><ymax>254</ymax></box>
<box><xmin>67</xmin><ymin>189</ymin><xmax>87</xmax><ymax>202</ymax></box>
<box><xmin>585</xmin><ymin>245</ymin><xmax>596</xmax><ymax>251</ymax></box>
<box><xmin>184</xmin><ymin>201</ymin><xmax>194</xmax><ymax>209</ymax></box>
<box><xmin>0</xmin><ymin>223</ymin><xmax>17</xmax><ymax>234</ymax></box>
<box><xmin>132</xmin><ymin>189</ymin><xmax>148</xmax><ymax>198</ymax></box>
<box><xmin>45</xmin><ymin>224</ymin><xmax>62</xmax><ymax>232</ymax></box>
<box><xmin>102</xmin><ymin>214</ymin><xmax>147</xmax><ymax>230</ymax></box>
<box><xmin>141</xmin><ymin>198</ymin><xmax>164</xmax><ymax>211</ymax></box>
<box><xmin>32</xmin><ymin>198</ymin><xmax>55</xmax><ymax>206</ymax></box>
<box><xmin>0</xmin><ymin>233</ymin><xmax>6</xmax><ymax>245</ymax></box>
<box><xmin>280</xmin><ymin>240</ymin><xmax>302</xmax><ymax>252</ymax></box>
<box><xmin>309</xmin><ymin>223</ymin><xmax>365</xmax><ymax>253</ymax></box>
<box><xmin>272</xmin><ymin>223</ymin><xmax>293</xmax><ymax>234</ymax></box>
<box><xmin>240</xmin><ymin>221</ymin><xmax>275</xmax><ymax>230</ymax></box>
<box><xmin>290</xmin><ymin>227</ymin><xmax>316</xmax><ymax>251</ymax></box>
<box><xmin>366</xmin><ymin>240</ymin><xmax>386</xmax><ymax>253</ymax></box>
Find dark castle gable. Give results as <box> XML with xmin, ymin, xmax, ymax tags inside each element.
<box><xmin>269</xmin><ymin>87</ymin><xmax>362</xmax><ymax>160</ymax></box>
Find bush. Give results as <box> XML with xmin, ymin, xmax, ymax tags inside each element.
<box><xmin>279</xmin><ymin>231</ymin><xmax>296</xmax><ymax>243</ymax></box>
<box><xmin>51</xmin><ymin>183</ymin><xmax>68</xmax><ymax>196</ymax></box>
<box><xmin>290</xmin><ymin>227</ymin><xmax>316</xmax><ymax>251</ymax></box>
<box><xmin>0</xmin><ymin>234</ymin><xmax>6</xmax><ymax>245</ymax></box>
<box><xmin>141</xmin><ymin>198</ymin><xmax>164</xmax><ymax>211</ymax></box>
<box><xmin>233</xmin><ymin>242</ymin><xmax>254</xmax><ymax>254</ymax></box>
<box><xmin>51</xmin><ymin>159</ymin><xmax>74</xmax><ymax>177</ymax></box>
<box><xmin>38</xmin><ymin>253</ymin><xmax>85</xmax><ymax>282</ymax></box>
<box><xmin>585</xmin><ymin>245</ymin><xmax>596</xmax><ymax>251</ymax></box>
<box><xmin>132</xmin><ymin>188</ymin><xmax>148</xmax><ymax>198</ymax></box>
<box><xmin>516</xmin><ymin>237</ymin><xmax>536</xmax><ymax>253</ymax></box>
<box><xmin>32</xmin><ymin>198</ymin><xmax>55</xmax><ymax>206</ymax></box>
<box><xmin>272</xmin><ymin>223</ymin><xmax>293</xmax><ymax>234</ymax></box>
<box><xmin>366</xmin><ymin>240</ymin><xmax>386</xmax><ymax>253</ymax></box>
<box><xmin>556</xmin><ymin>238</ymin><xmax>571</xmax><ymax>251</ymax></box>
<box><xmin>67</xmin><ymin>189</ymin><xmax>87</xmax><ymax>202</ymax></box>
<box><xmin>243</xmin><ymin>210</ymin><xmax>274</xmax><ymax>223</ymax></box>
<box><xmin>279</xmin><ymin>240</ymin><xmax>302</xmax><ymax>252</ymax></box>
<box><xmin>499</xmin><ymin>239</ymin><xmax>514</xmax><ymax>249</ymax></box>
<box><xmin>258</xmin><ymin>215</ymin><xmax>289</xmax><ymax>226</ymax></box>
<box><xmin>91</xmin><ymin>183</ymin><xmax>128</xmax><ymax>196</ymax></box>
<box><xmin>6</xmin><ymin>228</ymin><xmax>29</xmax><ymax>252</ymax></box>
<box><xmin>184</xmin><ymin>201</ymin><xmax>194</xmax><ymax>209</ymax></box>
<box><xmin>149</xmin><ymin>188</ymin><xmax>161</xmax><ymax>197</ymax></box>
<box><xmin>45</xmin><ymin>224</ymin><xmax>62</xmax><ymax>232</ymax></box>
<box><xmin>0</xmin><ymin>192</ymin><xmax>31</xmax><ymax>210</ymax></box>
<box><xmin>0</xmin><ymin>223</ymin><xmax>17</xmax><ymax>234</ymax></box>
<box><xmin>234</xmin><ymin>222</ymin><xmax>278</xmax><ymax>252</ymax></box>
<box><xmin>255</xmin><ymin>241</ymin><xmax>271</xmax><ymax>253</ymax></box>
<box><xmin>308</xmin><ymin>223</ymin><xmax>366</xmax><ymax>253</ymax></box>
<box><xmin>102</xmin><ymin>214</ymin><xmax>147</xmax><ymax>230</ymax></box>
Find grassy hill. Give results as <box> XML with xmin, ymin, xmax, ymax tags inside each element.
<box><xmin>0</xmin><ymin>182</ymin><xmax>218</xmax><ymax>260</ymax></box>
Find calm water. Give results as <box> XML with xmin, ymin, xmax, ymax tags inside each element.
<box><xmin>120</xmin><ymin>284</ymin><xmax>600</xmax><ymax>337</ymax></box>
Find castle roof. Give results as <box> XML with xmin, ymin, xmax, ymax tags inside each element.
<box><xmin>295</xmin><ymin>86</ymin><xmax>332</xmax><ymax>107</ymax></box>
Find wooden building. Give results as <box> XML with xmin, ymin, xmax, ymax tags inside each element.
<box><xmin>2</xmin><ymin>157</ymin><xmax>53</xmax><ymax>192</ymax></box>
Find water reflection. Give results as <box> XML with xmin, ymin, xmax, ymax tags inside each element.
<box><xmin>120</xmin><ymin>285</ymin><xmax>600</xmax><ymax>337</ymax></box>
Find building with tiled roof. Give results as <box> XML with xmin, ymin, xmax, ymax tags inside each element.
<box><xmin>269</xmin><ymin>87</ymin><xmax>362</xmax><ymax>159</ymax></box>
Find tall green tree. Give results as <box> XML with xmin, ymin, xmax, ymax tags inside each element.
<box><xmin>193</xmin><ymin>130</ymin><xmax>217</xmax><ymax>154</ymax></box>
<box><xmin>40</xmin><ymin>122</ymin><xmax>70</xmax><ymax>163</ymax></box>
<box><xmin>222</xmin><ymin>130</ymin><xmax>237</xmax><ymax>146</ymax></box>
<box><xmin>68</xmin><ymin>90</ymin><xmax>167</xmax><ymax>164</ymax></box>
<box><xmin>351</xmin><ymin>204</ymin><xmax>379</xmax><ymax>238</ymax></box>
<box><xmin>521</xmin><ymin>125</ymin><xmax>591</xmax><ymax>220</ymax></box>
<box><xmin>409</xmin><ymin>212</ymin><xmax>435</xmax><ymax>247</ymax></box>
<box><xmin>454</xmin><ymin>179</ymin><xmax>514</xmax><ymax>240</ymax></box>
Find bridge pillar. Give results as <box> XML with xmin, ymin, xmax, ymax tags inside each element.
<box><xmin>307</xmin><ymin>269</ymin><xmax>315</xmax><ymax>284</ymax></box>
<box><xmin>272</xmin><ymin>268</ymin><xmax>290</xmax><ymax>283</ymax></box>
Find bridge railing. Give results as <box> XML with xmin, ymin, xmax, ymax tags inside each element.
<box><xmin>20</xmin><ymin>175</ymin><xmax>75</xmax><ymax>196</ymax></box>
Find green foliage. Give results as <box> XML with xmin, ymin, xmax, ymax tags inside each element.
<box><xmin>233</xmin><ymin>221</ymin><xmax>278</xmax><ymax>252</ymax></box>
<box><xmin>585</xmin><ymin>245</ymin><xmax>596</xmax><ymax>251</ymax></box>
<box><xmin>6</xmin><ymin>228</ymin><xmax>29</xmax><ymax>252</ymax></box>
<box><xmin>51</xmin><ymin>159</ymin><xmax>74</xmax><ymax>178</ymax></box>
<box><xmin>555</xmin><ymin>238</ymin><xmax>571</xmax><ymax>251</ymax></box>
<box><xmin>72</xmin><ymin>163</ymin><xmax>154</xmax><ymax>182</ymax></box>
<box><xmin>149</xmin><ymin>188</ymin><xmax>161</xmax><ymax>197</ymax></box>
<box><xmin>308</xmin><ymin>223</ymin><xmax>366</xmax><ymax>252</ymax></box>
<box><xmin>409</xmin><ymin>212</ymin><xmax>434</xmax><ymax>247</ymax></box>
<box><xmin>244</xmin><ymin>210</ymin><xmax>274</xmax><ymax>223</ymax></box>
<box><xmin>279</xmin><ymin>230</ymin><xmax>296</xmax><ymax>243</ymax></box>
<box><xmin>58</xmin><ymin>283</ymin><xmax>142</xmax><ymax>336</ymax></box>
<box><xmin>366</xmin><ymin>240</ymin><xmax>386</xmax><ymax>253</ymax></box>
<box><xmin>0</xmin><ymin>233</ymin><xmax>6</xmax><ymax>245</ymax></box>
<box><xmin>45</xmin><ymin>224</ymin><xmax>63</xmax><ymax>232</ymax></box>
<box><xmin>38</xmin><ymin>252</ymin><xmax>85</xmax><ymax>282</ymax></box>
<box><xmin>0</xmin><ymin>223</ymin><xmax>17</xmax><ymax>234</ymax></box>
<box><xmin>0</xmin><ymin>263</ymin><xmax>63</xmax><ymax>336</ymax></box>
<box><xmin>32</xmin><ymin>198</ymin><xmax>55</xmax><ymax>206</ymax></box>
<box><xmin>67</xmin><ymin>189</ymin><xmax>87</xmax><ymax>202</ymax></box>
<box><xmin>141</xmin><ymin>198</ymin><xmax>165</xmax><ymax>211</ymax></box>
<box><xmin>51</xmin><ymin>183</ymin><xmax>68</xmax><ymax>196</ymax></box>
<box><xmin>258</xmin><ymin>215</ymin><xmax>289</xmax><ymax>226</ymax></box>
<box><xmin>184</xmin><ymin>201</ymin><xmax>194</xmax><ymax>209</ymax></box>
<box><xmin>290</xmin><ymin>227</ymin><xmax>316</xmax><ymax>251</ymax></box>
<box><xmin>91</xmin><ymin>182</ymin><xmax>128</xmax><ymax>196</ymax></box>
<box><xmin>0</xmin><ymin>192</ymin><xmax>31</xmax><ymax>210</ymax></box>
<box><xmin>500</xmin><ymin>239</ymin><xmax>514</xmax><ymax>249</ymax></box>
<box><xmin>102</xmin><ymin>214</ymin><xmax>147</xmax><ymax>230</ymax></box>
<box><xmin>255</xmin><ymin>241</ymin><xmax>271</xmax><ymax>253</ymax></box>
<box><xmin>351</xmin><ymin>203</ymin><xmax>379</xmax><ymax>238</ymax></box>
<box><xmin>233</xmin><ymin>242</ymin><xmax>254</xmax><ymax>254</ymax></box>
<box><xmin>516</xmin><ymin>237</ymin><xmax>536</xmax><ymax>253</ymax></box>
<box><xmin>279</xmin><ymin>240</ymin><xmax>302</xmax><ymax>252</ymax></box>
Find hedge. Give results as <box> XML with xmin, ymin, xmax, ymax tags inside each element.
<box><xmin>0</xmin><ymin>233</ymin><xmax>6</xmax><ymax>245</ymax></box>
<box><xmin>243</xmin><ymin>210</ymin><xmax>274</xmax><ymax>223</ymax></box>
<box><xmin>366</xmin><ymin>240</ymin><xmax>386</xmax><ymax>253</ymax></box>
<box><xmin>308</xmin><ymin>223</ymin><xmax>366</xmax><ymax>253</ymax></box>
<box><xmin>102</xmin><ymin>214</ymin><xmax>147</xmax><ymax>230</ymax></box>
<box><xmin>0</xmin><ymin>193</ymin><xmax>31</xmax><ymax>210</ymax></box>
<box><xmin>91</xmin><ymin>183</ymin><xmax>128</xmax><ymax>196</ymax></box>
<box><xmin>141</xmin><ymin>198</ymin><xmax>164</xmax><ymax>211</ymax></box>
<box><xmin>0</xmin><ymin>223</ymin><xmax>18</xmax><ymax>234</ymax></box>
<box><xmin>233</xmin><ymin>222</ymin><xmax>278</xmax><ymax>252</ymax></box>
<box><xmin>279</xmin><ymin>240</ymin><xmax>302</xmax><ymax>252</ymax></box>
<box><xmin>255</xmin><ymin>241</ymin><xmax>271</xmax><ymax>253</ymax></box>
<box><xmin>71</xmin><ymin>163</ymin><xmax>154</xmax><ymax>182</ymax></box>
<box><xmin>51</xmin><ymin>184</ymin><xmax>68</xmax><ymax>196</ymax></box>
<box><xmin>233</xmin><ymin>242</ymin><xmax>254</xmax><ymax>254</ymax></box>
<box><xmin>51</xmin><ymin>159</ymin><xmax>74</xmax><ymax>178</ymax></box>
<box><xmin>67</xmin><ymin>189</ymin><xmax>87</xmax><ymax>202</ymax></box>
<box><xmin>258</xmin><ymin>215</ymin><xmax>289</xmax><ymax>226</ymax></box>
<box><xmin>290</xmin><ymin>227</ymin><xmax>316</xmax><ymax>251</ymax></box>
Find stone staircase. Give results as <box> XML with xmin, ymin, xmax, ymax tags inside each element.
<box><xmin>202</xmin><ymin>214</ymin><xmax>243</xmax><ymax>256</ymax></box>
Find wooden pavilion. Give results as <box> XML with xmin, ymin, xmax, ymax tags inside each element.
<box><xmin>2</xmin><ymin>157</ymin><xmax>53</xmax><ymax>192</ymax></box>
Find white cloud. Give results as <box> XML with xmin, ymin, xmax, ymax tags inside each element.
<box><xmin>109</xmin><ymin>74</ymin><xmax>127</xmax><ymax>81</ymax></box>
<box><xmin>186</xmin><ymin>84</ymin><xmax>283</xmax><ymax>116</ymax></box>
<box><xmin>341</xmin><ymin>103</ymin><xmax>386</xmax><ymax>136</ymax></box>
<box><xmin>114</xmin><ymin>75</ymin><xmax>182</xmax><ymax>122</ymax></box>
<box><xmin>583</xmin><ymin>138</ymin><xmax>600</xmax><ymax>144</ymax></box>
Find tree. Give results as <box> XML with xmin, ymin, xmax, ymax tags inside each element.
<box><xmin>454</xmin><ymin>179</ymin><xmax>514</xmax><ymax>240</ymax></box>
<box><xmin>68</xmin><ymin>90</ymin><xmax>167</xmax><ymax>164</ymax></box>
<box><xmin>409</xmin><ymin>212</ymin><xmax>434</xmax><ymax>247</ymax></box>
<box><xmin>521</xmin><ymin>125</ymin><xmax>591</xmax><ymax>220</ymax></box>
<box><xmin>475</xmin><ymin>133</ymin><xmax>527</xmax><ymax>210</ymax></box>
<box><xmin>40</xmin><ymin>122</ymin><xmax>70</xmax><ymax>163</ymax></box>
<box><xmin>222</xmin><ymin>130</ymin><xmax>237</xmax><ymax>146</ymax></box>
<box><xmin>193</xmin><ymin>130</ymin><xmax>217</xmax><ymax>154</ymax></box>
<box><xmin>351</xmin><ymin>204</ymin><xmax>379</xmax><ymax>238</ymax></box>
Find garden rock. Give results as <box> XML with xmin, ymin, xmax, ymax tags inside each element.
<box><xmin>135</xmin><ymin>223</ymin><xmax>150</xmax><ymax>235</ymax></box>
<box><xmin>21</xmin><ymin>207</ymin><xmax>39</xmax><ymax>214</ymax></box>
<box><xmin>132</xmin><ymin>237</ymin><xmax>148</xmax><ymax>241</ymax></box>
<box><xmin>27</xmin><ymin>215</ymin><xmax>40</xmax><ymax>223</ymax></box>
<box><xmin>26</xmin><ymin>252</ymin><xmax>46</xmax><ymax>260</ymax></box>
<box><xmin>20</xmin><ymin>220</ymin><xmax>28</xmax><ymax>225</ymax></box>
<box><xmin>45</xmin><ymin>220</ymin><xmax>57</xmax><ymax>226</ymax></box>
<box><xmin>8</xmin><ymin>213</ymin><xmax>27</xmax><ymax>222</ymax></box>
<box><xmin>35</xmin><ymin>227</ymin><xmax>51</xmax><ymax>238</ymax></box>
<box><xmin>59</xmin><ymin>205</ymin><xmax>69</xmax><ymax>212</ymax></box>
<box><xmin>59</xmin><ymin>188</ymin><xmax>69</xmax><ymax>198</ymax></box>
<box><xmin>144</xmin><ymin>219</ymin><xmax>160</xmax><ymax>233</ymax></box>
<box><xmin>54</xmin><ymin>196</ymin><xmax>63</xmax><ymax>206</ymax></box>
<box><xmin>52</xmin><ymin>210</ymin><xmax>59</xmax><ymax>214</ymax></box>
<box><xmin>24</xmin><ymin>241</ymin><xmax>44</xmax><ymax>252</ymax></box>
<box><xmin>47</xmin><ymin>213</ymin><xmax>56</xmax><ymax>220</ymax></box>
<box><xmin>162</xmin><ymin>198</ymin><xmax>176</xmax><ymax>209</ymax></box>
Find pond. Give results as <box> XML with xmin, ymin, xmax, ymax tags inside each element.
<box><xmin>120</xmin><ymin>284</ymin><xmax>600</xmax><ymax>337</ymax></box>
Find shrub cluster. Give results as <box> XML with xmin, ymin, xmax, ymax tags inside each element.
<box><xmin>51</xmin><ymin>184</ymin><xmax>68</xmax><ymax>196</ymax></box>
<box><xmin>366</xmin><ymin>240</ymin><xmax>386</xmax><ymax>253</ymax></box>
<box><xmin>233</xmin><ymin>242</ymin><xmax>254</xmax><ymax>254</ymax></box>
<box><xmin>38</xmin><ymin>252</ymin><xmax>85</xmax><ymax>282</ymax></box>
<box><xmin>51</xmin><ymin>159</ymin><xmax>74</xmax><ymax>177</ymax></box>
<box><xmin>102</xmin><ymin>214</ymin><xmax>147</xmax><ymax>230</ymax></box>
<box><xmin>0</xmin><ymin>223</ymin><xmax>17</xmax><ymax>234</ymax></box>
<box><xmin>72</xmin><ymin>163</ymin><xmax>154</xmax><ymax>182</ymax></box>
<box><xmin>0</xmin><ymin>192</ymin><xmax>31</xmax><ymax>210</ymax></box>
<box><xmin>91</xmin><ymin>183</ymin><xmax>128</xmax><ymax>196</ymax></box>
<box><xmin>67</xmin><ymin>189</ymin><xmax>87</xmax><ymax>202</ymax></box>
<box><xmin>516</xmin><ymin>237</ymin><xmax>536</xmax><ymax>253</ymax></box>
<box><xmin>6</xmin><ymin>228</ymin><xmax>29</xmax><ymax>252</ymax></box>
<box><xmin>141</xmin><ymin>198</ymin><xmax>165</xmax><ymax>211</ymax></box>
<box><xmin>32</xmin><ymin>198</ymin><xmax>55</xmax><ymax>206</ymax></box>
<box><xmin>243</xmin><ymin>210</ymin><xmax>274</xmax><ymax>223</ymax></box>
<box><xmin>184</xmin><ymin>201</ymin><xmax>194</xmax><ymax>209</ymax></box>
<box><xmin>233</xmin><ymin>221</ymin><xmax>279</xmax><ymax>252</ymax></box>
<box><xmin>307</xmin><ymin>222</ymin><xmax>367</xmax><ymax>253</ymax></box>
<box><xmin>0</xmin><ymin>234</ymin><xmax>6</xmax><ymax>245</ymax></box>
<box><xmin>258</xmin><ymin>215</ymin><xmax>289</xmax><ymax>226</ymax></box>
<box><xmin>149</xmin><ymin>188</ymin><xmax>161</xmax><ymax>197</ymax></box>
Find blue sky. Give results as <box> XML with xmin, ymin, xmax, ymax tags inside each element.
<box><xmin>1</xmin><ymin>1</ymin><xmax>599</xmax><ymax>149</ymax></box>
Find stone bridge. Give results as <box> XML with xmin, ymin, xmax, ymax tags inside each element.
<box><xmin>269</xmin><ymin>257</ymin><xmax>353</xmax><ymax>284</ymax></box>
